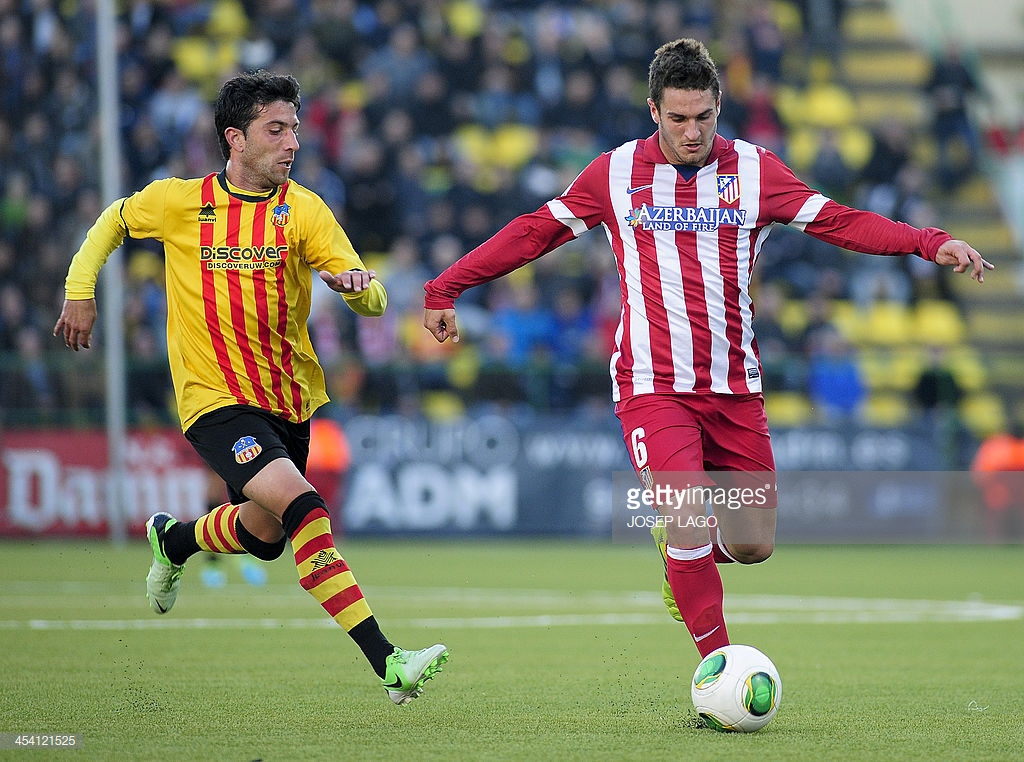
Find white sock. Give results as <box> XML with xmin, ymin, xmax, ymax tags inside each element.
<box><xmin>666</xmin><ymin>543</ymin><xmax>713</xmax><ymax>561</ymax></box>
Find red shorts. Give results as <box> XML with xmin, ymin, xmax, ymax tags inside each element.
<box><xmin>615</xmin><ymin>392</ymin><xmax>777</xmax><ymax>508</ymax></box>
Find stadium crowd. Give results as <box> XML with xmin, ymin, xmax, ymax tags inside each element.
<box><xmin>0</xmin><ymin>0</ymin><xmax>980</xmax><ymax>428</ymax></box>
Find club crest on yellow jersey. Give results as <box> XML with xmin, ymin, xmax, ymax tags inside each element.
<box><xmin>272</xmin><ymin>203</ymin><xmax>290</xmax><ymax>227</ymax></box>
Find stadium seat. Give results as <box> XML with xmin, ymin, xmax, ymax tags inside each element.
<box><xmin>421</xmin><ymin>391</ymin><xmax>466</xmax><ymax>422</ymax></box>
<box><xmin>452</xmin><ymin>124</ymin><xmax>490</xmax><ymax>165</ymax></box>
<box><xmin>770</xmin><ymin>0</ymin><xmax>804</xmax><ymax>37</ymax></box>
<box><xmin>858</xmin><ymin>348</ymin><xmax>925</xmax><ymax>391</ymax></box>
<box><xmin>445</xmin><ymin>346</ymin><xmax>482</xmax><ymax>389</ymax></box>
<box><xmin>773</xmin><ymin>84</ymin><xmax>803</xmax><ymax>127</ymax></box>
<box><xmin>913</xmin><ymin>299</ymin><xmax>966</xmax><ymax>346</ymax></box>
<box><xmin>784</xmin><ymin>127</ymin><xmax>819</xmax><ymax>171</ymax></box>
<box><xmin>801</xmin><ymin>59</ymin><xmax>858</xmax><ymax>130</ymax></box>
<box><xmin>172</xmin><ymin>37</ymin><xmax>239</xmax><ymax>85</ymax></box>
<box><xmin>945</xmin><ymin>346</ymin><xmax>988</xmax><ymax>392</ymax></box>
<box><xmin>779</xmin><ymin>299</ymin><xmax>809</xmax><ymax>336</ymax></box>
<box><xmin>828</xmin><ymin>299</ymin><xmax>862</xmax><ymax>344</ymax></box>
<box><xmin>836</xmin><ymin>125</ymin><xmax>874</xmax><ymax>171</ymax></box>
<box><xmin>857</xmin><ymin>350</ymin><xmax>888</xmax><ymax>390</ymax></box>
<box><xmin>862</xmin><ymin>301</ymin><xmax>914</xmax><ymax>347</ymax></box>
<box><xmin>492</xmin><ymin>124</ymin><xmax>540</xmax><ymax>170</ymax></box>
<box><xmin>208</xmin><ymin>0</ymin><xmax>249</xmax><ymax>39</ymax></box>
<box><xmin>446</xmin><ymin>0</ymin><xmax>486</xmax><ymax>38</ymax></box>
<box><xmin>959</xmin><ymin>392</ymin><xmax>1008</xmax><ymax>438</ymax></box>
<box><xmin>860</xmin><ymin>392</ymin><xmax>912</xmax><ymax>427</ymax></box>
<box><xmin>764</xmin><ymin>391</ymin><xmax>815</xmax><ymax>427</ymax></box>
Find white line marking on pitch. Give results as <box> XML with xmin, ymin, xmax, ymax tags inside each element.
<box><xmin>0</xmin><ymin>593</ymin><xmax>1019</xmax><ymax>629</ymax></box>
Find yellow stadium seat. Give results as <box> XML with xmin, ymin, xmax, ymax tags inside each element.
<box><xmin>446</xmin><ymin>346</ymin><xmax>482</xmax><ymax>389</ymax></box>
<box><xmin>172</xmin><ymin>37</ymin><xmax>238</xmax><ymax>88</ymax></box>
<box><xmin>772</xmin><ymin>1</ymin><xmax>804</xmax><ymax>36</ymax></box>
<box><xmin>959</xmin><ymin>393</ymin><xmax>1007</xmax><ymax>438</ymax></box>
<box><xmin>858</xmin><ymin>349</ymin><xmax>923</xmax><ymax>391</ymax></box>
<box><xmin>857</xmin><ymin>350</ymin><xmax>889</xmax><ymax>390</ymax></box>
<box><xmin>946</xmin><ymin>347</ymin><xmax>988</xmax><ymax>392</ymax></box>
<box><xmin>774</xmin><ymin>84</ymin><xmax>803</xmax><ymax>126</ymax></box>
<box><xmin>888</xmin><ymin>348</ymin><xmax>927</xmax><ymax>391</ymax></box>
<box><xmin>779</xmin><ymin>299</ymin><xmax>809</xmax><ymax>336</ymax></box>
<box><xmin>446</xmin><ymin>0</ymin><xmax>486</xmax><ymax>39</ymax></box>
<box><xmin>829</xmin><ymin>299</ymin><xmax>862</xmax><ymax>344</ymax></box>
<box><xmin>860</xmin><ymin>392</ymin><xmax>911</xmax><ymax>427</ymax></box>
<box><xmin>913</xmin><ymin>299</ymin><xmax>966</xmax><ymax>346</ymax></box>
<box><xmin>765</xmin><ymin>391</ymin><xmax>815</xmax><ymax>427</ymax></box>
<box><xmin>803</xmin><ymin>83</ymin><xmax>857</xmax><ymax>130</ymax></box>
<box><xmin>422</xmin><ymin>391</ymin><xmax>466</xmax><ymax>422</ymax></box>
<box><xmin>862</xmin><ymin>301</ymin><xmax>913</xmax><ymax>346</ymax></box>
<box><xmin>452</xmin><ymin>124</ymin><xmax>490</xmax><ymax>165</ymax></box>
<box><xmin>338</xmin><ymin>81</ymin><xmax>367</xmax><ymax>111</ymax></box>
<box><xmin>208</xmin><ymin>0</ymin><xmax>249</xmax><ymax>39</ymax></box>
<box><xmin>492</xmin><ymin>124</ymin><xmax>540</xmax><ymax>170</ymax></box>
<box><xmin>785</xmin><ymin>127</ymin><xmax>819</xmax><ymax>171</ymax></box>
<box><xmin>837</xmin><ymin>125</ymin><xmax>874</xmax><ymax>171</ymax></box>
<box><xmin>172</xmin><ymin>37</ymin><xmax>213</xmax><ymax>82</ymax></box>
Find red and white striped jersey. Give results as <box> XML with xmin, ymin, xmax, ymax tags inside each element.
<box><xmin>424</xmin><ymin>133</ymin><xmax>951</xmax><ymax>402</ymax></box>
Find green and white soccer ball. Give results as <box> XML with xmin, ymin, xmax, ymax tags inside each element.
<box><xmin>691</xmin><ymin>644</ymin><xmax>782</xmax><ymax>732</ymax></box>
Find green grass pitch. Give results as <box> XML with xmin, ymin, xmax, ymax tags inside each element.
<box><xmin>1</xmin><ymin>540</ymin><xmax>1023</xmax><ymax>761</ymax></box>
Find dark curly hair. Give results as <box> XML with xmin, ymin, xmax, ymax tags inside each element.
<box><xmin>214</xmin><ymin>70</ymin><xmax>301</xmax><ymax>161</ymax></box>
<box><xmin>648</xmin><ymin>38</ymin><xmax>721</xmax><ymax>110</ymax></box>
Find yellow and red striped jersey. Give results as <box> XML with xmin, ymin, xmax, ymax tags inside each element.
<box><xmin>65</xmin><ymin>171</ymin><xmax>387</xmax><ymax>431</ymax></box>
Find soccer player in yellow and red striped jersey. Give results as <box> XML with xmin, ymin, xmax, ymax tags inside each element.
<box><xmin>54</xmin><ymin>70</ymin><xmax>448</xmax><ymax>705</ymax></box>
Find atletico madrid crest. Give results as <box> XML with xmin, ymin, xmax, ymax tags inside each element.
<box><xmin>717</xmin><ymin>174</ymin><xmax>740</xmax><ymax>205</ymax></box>
<box><xmin>272</xmin><ymin>203</ymin><xmax>290</xmax><ymax>227</ymax></box>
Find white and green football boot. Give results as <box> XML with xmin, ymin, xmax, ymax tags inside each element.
<box><xmin>145</xmin><ymin>512</ymin><xmax>185</xmax><ymax>615</ymax></box>
<box><xmin>382</xmin><ymin>644</ymin><xmax>450</xmax><ymax>705</ymax></box>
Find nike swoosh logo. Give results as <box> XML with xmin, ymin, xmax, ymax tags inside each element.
<box><xmin>626</xmin><ymin>184</ymin><xmax>653</xmax><ymax>194</ymax></box>
<box><xmin>383</xmin><ymin>677</ymin><xmax>404</xmax><ymax>689</ymax></box>
<box><xmin>693</xmin><ymin>626</ymin><xmax>721</xmax><ymax>643</ymax></box>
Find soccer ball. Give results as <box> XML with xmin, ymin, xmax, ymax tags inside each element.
<box><xmin>691</xmin><ymin>644</ymin><xmax>782</xmax><ymax>732</ymax></box>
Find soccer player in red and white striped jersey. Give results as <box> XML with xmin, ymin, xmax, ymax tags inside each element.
<box><xmin>56</xmin><ymin>70</ymin><xmax>448</xmax><ymax>704</ymax></box>
<box><xmin>424</xmin><ymin>38</ymin><xmax>991</xmax><ymax>658</ymax></box>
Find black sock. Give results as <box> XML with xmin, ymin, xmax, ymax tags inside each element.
<box><xmin>162</xmin><ymin>520</ymin><xmax>200</xmax><ymax>566</ymax></box>
<box><xmin>349</xmin><ymin>617</ymin><xmax>395</xmax><ymax>678</ymax></box>
<box><xmin>235</xmin><ymin>517</ymin><xmax>286</xmax><ymax>561</ymax></box>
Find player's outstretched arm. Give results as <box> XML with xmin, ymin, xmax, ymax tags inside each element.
<box><xmin>933</xmin><ymin>239</ymin><xmax>994</xmax><ymax>282</ymax></box>
<box><xmin>53</xmin><ymin>298</ymin><xmax>98</xmax><ymax>351</ymax></box>
<box><xmin>319</xmin><ymin>268</ymin><xmax>377</xmax><ymax>293</ymax></box>
<box><xmin>319</xmin><ymin>268</ymin><xmax>387</xmax><ymax>317</ymax></box>
<box><xmin>424</xmin><ymin>308</ymin><xmax>459</xmax><ymax>344</ymax></box>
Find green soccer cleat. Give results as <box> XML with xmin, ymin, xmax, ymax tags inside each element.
<box><xmin>652</xmin><ymin>524</ymin><xmax>684</xmax><ymax>623</ymax></box>
<box><xmin>382</xmin><ymin>644</ymin><xmax>450</xmax><ymax>705</ymax></box>
<box><xmin>145</xmin><ymin>512</ymin><xmax>185</xmax><ymax>615</ymax></box>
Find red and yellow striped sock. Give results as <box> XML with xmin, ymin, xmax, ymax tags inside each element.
<box><xmin>194</xmin><ymin>503</ymin><xmax>246</xmax><ymax>554</ymax></box>
<box><xmin>290</xmin><ymin>506</ymin><xmax>372</xmax><ymax>631</ymax></box>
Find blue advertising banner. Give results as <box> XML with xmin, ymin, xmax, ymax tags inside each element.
<box><xmin>336</xmin><ymin>412</ymin><xmax>1007</xmax><ymax>542</ymax></box>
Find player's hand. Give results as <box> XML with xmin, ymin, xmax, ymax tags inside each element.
<box><xmin>424</xmin><ymin>308</ymin><xmax>459</xmax><ymax>343</ymax></box>
<box><xmin>933</xmin><ymin>239</ymin><xmax>994</xmax><ymax>283</ymax></box>
<box><xmin>319</xmin><ymin>268</ymin><xmax>376</xmax><ymax>293</ymax></box>
<box><xmin>53</xmin><ymin>298</ymin><xmax>98</xmax><ymax>351</ymax></box>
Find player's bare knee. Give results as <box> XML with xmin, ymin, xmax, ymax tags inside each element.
<box><xmin>729</xmin><ymin>542</ymin><xmax>774</xmax><ymax>564</ymax></box>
